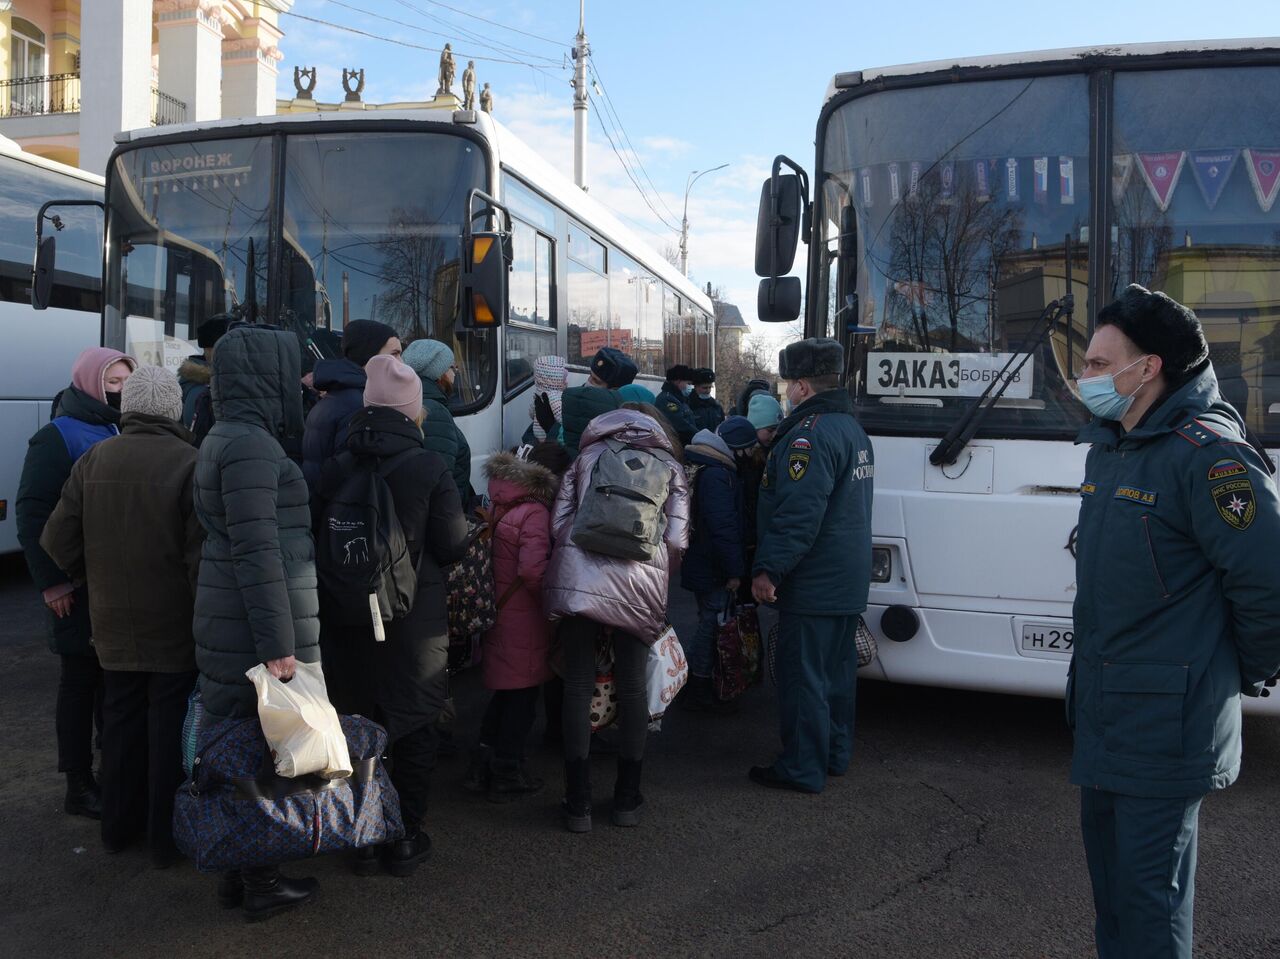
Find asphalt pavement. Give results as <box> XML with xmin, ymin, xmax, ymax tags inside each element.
<box><xmin>2</xmin><ymin>553</ymin><xmax>1279</xmax><ymax>958</ymax></box>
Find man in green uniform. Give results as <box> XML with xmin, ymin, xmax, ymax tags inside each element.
<box><xmin>750</xmin><ymin>338</ymin><xmax>873</xmax><ymax>794</ymax></box>
<box><xmin>1071</xmin><ymin>285</ymin><xmax>1280</xmax><ymax>959</ymax></box>
<box><xmin>656</xmin><ymin>364</ymin><xmax>699</xmax><ymax>445</ymax></box>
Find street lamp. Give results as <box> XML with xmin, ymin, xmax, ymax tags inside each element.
<box><xmin>679</xmin><ymin>163</ymin><xmax>728</xmax><ymax>278</ymax></box>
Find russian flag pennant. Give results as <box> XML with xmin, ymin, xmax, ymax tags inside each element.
<box><xmin>1005</xmin><ymin>158</ymin><xmax>1019</xmax><ymax>202</ymax></box>
<box><xmin>1188</xmin><ymin>150</ymin><xmax>1238</xmax><ymax>211</ymax></box>
<box><xmin>1112</xmin><ymin>154</ymin><xmax>1135</xmax><ymax>205</ymax></box>
<box><xmin>860</xmin><ymin>168</ymin><xmax>874</xmax><ymax>207</ymax></box>
<box><xmin>1244</xmin><ymin>148</ymin><xmax>1280</xmax><ymax>213</ymax></box>
<box><xmin>1137</xmin><ymin>152</ymin><xmax>1186</xmax><ymax>212</ymax></box>
<box><xmin>1059</xmin><ymin>157</ymin><xmax>1075</xmax><ymax>205</ymax></box>
<box><xmin>974</xmin><ymin>159</ymin><xmax>994</xmax><ymax>201</ymax></box>
<box><xmin>1033</xmin><ymin>157</ymin><xmax>1050</xmax><ymax>204</ymax></box>
<box><xmin>888</xmin><ymin>162</ymin><xmax>902</xmax><ymax>203</ymax></box>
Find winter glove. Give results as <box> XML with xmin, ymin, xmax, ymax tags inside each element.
<box><xmin>534</xmin><ymin>391</ymin><xmax>558</xmax><ymax>433</ymax></box>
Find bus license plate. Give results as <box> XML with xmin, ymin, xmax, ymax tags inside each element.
<box><xmin>1021</xmin><ymin>623</ymin><xmax>1074</xmax><ymax>656</ymax></box>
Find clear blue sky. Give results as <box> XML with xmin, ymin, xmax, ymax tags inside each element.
<box><xmin>277</xmin><ymin>1</ymin><xmax>1276</xmax><ymax>338</ymax></box>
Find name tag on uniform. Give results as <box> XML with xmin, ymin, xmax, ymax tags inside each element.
<box><xmin>1113</xmin><ymin>486</ymin><xmax>1158</xmax><ymax>507</ymax></box>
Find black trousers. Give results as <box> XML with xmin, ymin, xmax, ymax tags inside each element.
<box><xmin>389</xmin><ymin>723</ymin><xmax>437</xmax><ymax>832</ymax></box>
<box><xmin>56</xmin><ymin>653</ymin><xmax>103</xmax><ymax>774</ymax></box>
<box><xmin>479</xmin><ymin>687</ymin><xmax>541</xmax><ymax>761</ymax></box>
<box><xmin>560</xmin><ymin>617</ymin><xmax>649</xmax><ymax>763</ymax></box>
<box><xmin>99</xmin><ymin>669</ymin><xmax>196</xmax><ymax>857</ymax></box>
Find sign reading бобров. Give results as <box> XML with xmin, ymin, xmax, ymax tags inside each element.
<box><xmin>866</xmin><ymin>352</ymin><xmax>1034</xmax><ymax>400</ymax></box>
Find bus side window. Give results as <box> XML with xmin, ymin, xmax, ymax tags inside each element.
<box><xmin>506</xmin><ymin>219</ymin><xmax>556</xmax><ymax>393</ymax></box>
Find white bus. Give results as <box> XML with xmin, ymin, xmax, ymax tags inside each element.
<box><xmin>0</xmin><ymin>138</ymin><xmax>102</xmax><ymax>554</ymax></box>
<box><xmin>86</xmin><ymin>109</ymin><xmax>713</xmax><ymax>485</ymax></box>
<box><xmin>752</xmin><ymin>39</ymin><xmax>1280</xmax><ymax>713</ymax></box>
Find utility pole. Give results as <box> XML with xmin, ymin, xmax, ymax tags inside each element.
<box><xmin>679</xmin><ymin>163</ymin><xmax>729</xmax><ymax>277</ymax></box>
<box><xmin>571</xmin><ymin>0</ymin><xmax>589</xmax><ymax>191</ymax></box>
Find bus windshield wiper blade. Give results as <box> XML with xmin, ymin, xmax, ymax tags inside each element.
<box><xmin>928</xmin><ymin>295</ymin><xmax>1073</xmax><ymax>467</ymax></box>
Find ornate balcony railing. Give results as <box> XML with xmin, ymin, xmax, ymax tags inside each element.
<box><xmin>0</xmin><ymin>73</ymin><xmax>80</xmax><ymax>118</ymax></box>
<box><xmin>151</xmin><ymin>87</ymin><xmax>188</xmax><ymax>126</ymax></box>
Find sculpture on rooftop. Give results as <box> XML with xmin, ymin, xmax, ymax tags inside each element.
<box><xmin>293</xmin><ymin>66</ymin><xmax>317</xmax><ymax>100</ymax></box>
<box><xmin>342</xmin><ymin>68</ymin><xmax>364</xmax><ymax>103</ymax></box>
<box><xmin>437</xmin><ymin>44</ymin><xmax>456</xmax><ymax>96</ymax></box>
<box><xmin>480</xmin><ymin>82</ymin><xmax>494</xmax><ymax>114</ymax></box>
<box><xmin>462</xmin><ymin>60</ymin><xmax>477</xmax><ymax>111</ymax></box>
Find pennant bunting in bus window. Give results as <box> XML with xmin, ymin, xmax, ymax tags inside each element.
<box><xmin>1059</xmin><ymin>157</ymin><xmax>1075</xmax><ymax>205</ymax></box>
<box><xmin>1033</xmin><ymin>157</ymin><xmax>1049</xmax><ymax>204</ymax></box>
<box><xmin>888</xmin><ymin>162</ymin><xmax>902</xmax><ymax>203</ymax></box>
<box><xmin>1112</xmin><ymin>154</ymin><xmax>1134</xmax><ymax>205</ymax></box>
<box><xmin>974</xmin><ymin>159</ymin><xmax>994</xmax><ymax>201</ymax></box>
<box><xmin>1244</xmin><ymin>148</ymin><xmax>1280</xmax><ymax>213</ymax></box>
<box><xmin>940</xmin><ymin>160</ymin><xmax>956</xmax><ymax>202</ymax></box>
<box><xmin>1137</xmin><ymin>152</ymin><xmax>1186</xmax><ymax>212</ymax></box>
<box><xmin>1188</xmin><ymin>150</ymin><xmax>1238</xmax><ymax>211</ymax></box>
<box><xmin>860</xmin><ymin>168</ymin><xmax>873</xmax><ymax>207</ymax></box>
<box><xmin>908</xmin><ymin>161</ymin><xmax>922</xmax><ymax>199</ymax></box>
<box><xmin>1005</xmin><ymin>158</ymin><xmax>1019</xmax><ymax>202</ymax></box>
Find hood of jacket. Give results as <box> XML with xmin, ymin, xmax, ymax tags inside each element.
<box><xmin>344</xmin><ymin>404</ymin><xmax>424</xmax><ymax>459</ymax></box>
<box><xmin>1076</xmin><ymin>361</ymin><xmax>1235</xmax><ymax>449</ymax></box>
<box><xmin>313</xmin><ymin>356</ymin><xmax>367</xmax><ymax>393</ymax></box>
<box><xmin>419</xmin><ymin>374</ymin><xmax>453</xmax><ymax>407</ymax></box>
<box><xmin>55</xmin><ymin>384</ymin><xmax>120</xmax><ymax>426</ymax></box>
<box><xmin>685</xmin><ymin>429</ymin><xmax>735</xmax><ymax>468</ymax></box>
<box><xmin>71</xmin><ymin>347</ymin><xmax>134</xmax><ymax>404</ymax></box>
<box><xmin>177</xmin><ymin>356</ymin><xmax>211</xmax><ymax>386</ymax></box>
<box><xmin>210</xmin><ymin>327</ymin><xmax>304</xmax><ymax>438</ymax></box>
<box><xmin>485</xmin><ymin>451</ymin><xmax>558</xmax><ymax>507</ymax></box>
<box><xmin>120</xmin><ymin>412</ymin><xmax>196</xmax><ymax>443</ymax></box>
<box><xmin>580</xmin><ymin>407</ymin><xmax>678</xmax><ymax>456</ymax></box>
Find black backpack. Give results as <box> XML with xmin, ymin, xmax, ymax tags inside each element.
<box><xmin>317</xmin><ymin>449</ymin><xmax>424</xmax><ymax>626</ymax></box>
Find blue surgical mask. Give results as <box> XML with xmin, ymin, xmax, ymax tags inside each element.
<box><xmin>1077</xmin><ymin>356</ymin><xmax>1149</xmax><ymax>421</ymax></box>
<box><xmin>681</xmin><ymin>384</ymin><xmax>693</xmax><ymax>397</ymax></box>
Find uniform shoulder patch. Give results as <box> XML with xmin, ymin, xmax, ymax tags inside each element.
<box><xmin>1212</xmin><ymin>475</ymin><xmax>1256</xmax><ymax>530</ymax></box>
<box><xmin>787</xmin><ymin>450</ymin><xmax>810</xmax><ymax>481</ymax></box>
<box><xmin>1207</xmin><ymin>458</ymin><xmax>1248</xmax><ymax>482</ymax></box>
<box><xmin>790</xmin><ymin>436</ymin><xmax>812</xmax><ymax>451</ymax></box>
<box><xmin>1176</xmin><ymin>421</ymin><xmax>1218</xmax><ymax>447</ymax></box>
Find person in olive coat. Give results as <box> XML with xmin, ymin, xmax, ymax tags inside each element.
<box><xmin>1070</xmin><ymin>286</ymin><xmax>1280</xmax><ymax>959</ymax></box>
<box><xmin>16</xmin><ymin>346</ymin><xmax>136</xmax><ymax>820</ymax></box>
<box><xmin>41</xmin><ymin>366</ymin><xmax>202</xmax><ymax>867</ymax></box>
<box><xmin>402</xmin><ymin>338</ymin><xmax>474</xmax><ymax>503</ymax></box>
<box><xmin>317</xmin><ymin>355</ymin><xmax>470</xmax><ymax>876</ymax></box>
<box><xmin>192</xmin><ymin>326</ymin><xmax>321</xmax><ymax>921</ymax></box>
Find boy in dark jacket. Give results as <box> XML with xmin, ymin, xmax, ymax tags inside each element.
<box><xmin>679</xmin><ymin>416</ymin><xmax>757</xmax><ymax>711</ymax></box>
<box><xmin>560</xmin><ymin>347</ymin><xmax>633</xmax><ymax>459</ymax></box>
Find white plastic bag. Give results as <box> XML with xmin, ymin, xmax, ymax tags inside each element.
<box><xmin>646</xmin><ymin>625</ymin><xmax>688</xmax><ymax>729</ymax></box>
<box><xmin>245</xmin><ymin>661</ymin><xmax>353</xmax><ymax>780</ymax></box>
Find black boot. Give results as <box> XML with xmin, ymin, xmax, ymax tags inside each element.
<box><xmin>679</xmin><ymin>676</ymin><xmax>738</xmax><ymax>715</ymax></box>
<box><xmin>561</xmin><ymin>758</ymin><xmax>591</xmax><ymax>833</ymax></box>
<box><xmin>612</xmin><ymin>758</ymin><xmax>645</xmax><ymax>827</ymax></box>
<box><xmin>241</xmin><ymin>867</ymin><xmax>318</xmax><ymax>923</ymax></box>
<box><xmin>64</xmin><ymin>769</ymin><xmax>101</xmax><ymax>820</ymax></box>
<box><xmin>462</xmin><ymin>744</ymin><xmax>492</xmax><ymax>794</ymax></box>
<box><xmin>385</xmin><ymin>830</ymin><xmax>433</xmax><ymax>878</ymax></box>
<box><xmin>217</xmin><ymin>870</ymin><xmax>244</xmax><ymax>909</ymax></box>
<box><xmin>488</xmin><ymin>758</ymin><xmax>544</xmax><ymax>804</ymax></box>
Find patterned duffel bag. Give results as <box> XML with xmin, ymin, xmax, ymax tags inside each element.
<box><xmin>173</xmin><ymin>713</ymin><xmax>404</xmax><ymax>873</ymax></box>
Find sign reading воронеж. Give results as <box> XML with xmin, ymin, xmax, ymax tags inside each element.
<box><xmin>866</xmin><ymin>352</ymin><xmax>1034</xmax><ymax>400</ymax></box>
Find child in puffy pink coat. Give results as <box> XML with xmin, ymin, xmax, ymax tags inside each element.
<box><xmin>466</xmin><ymin>442</ymin><xmax>569</xmax><ymax>802</ymax></box>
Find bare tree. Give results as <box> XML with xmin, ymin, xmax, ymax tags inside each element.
<box><xmin>375</xmin><ymin>208</ymin><xmax>451</xmax><ymax>341</ymax></box>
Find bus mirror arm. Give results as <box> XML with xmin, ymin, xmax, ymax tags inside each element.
<box><xmin>754</xmin><ymin>156</ymin><xmax>809</xmax><ymax>323</ymax></box>
<box><xmin>461</xmin><ymin>189</ymin><xmax>512</xmax><ymax>329</ymax></box>
<box><xmin>32</xmin><ymin>198</ymin><xmax>103</xmax><ymax>311</ymax></box>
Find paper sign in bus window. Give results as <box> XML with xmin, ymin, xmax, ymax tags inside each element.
<box><xmin>866</xmin><ymin>352</ymin><xmax>1034</xmax><ymax>400</ymax></box>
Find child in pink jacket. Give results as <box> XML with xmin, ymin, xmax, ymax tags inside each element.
<box><xmin>466</xmin><ymin>442</ymin><xmax>569</xmax><ymax>802</ymax></box>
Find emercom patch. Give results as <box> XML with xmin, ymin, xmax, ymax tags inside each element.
<box><xmin>1113</xmin><ymin>486</ymin><xmax>1158</xmax><ymax>507</ymax></box>
<box><xmin>1207</xmin><ymin>458</ymin><xmax>1248</xmax><ymax>482</ymax></box>
<box><xmin>1212</xmin><ymin>478</ymin><xmax>1256</xmax><ymax>530</ymax></box>
<box><xmin>788</xmin><ymin>451</ymin><xmax>810</xmax><ymax>481</ymax></box>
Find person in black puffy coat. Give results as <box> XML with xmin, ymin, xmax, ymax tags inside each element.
<box><xmin>192</xmin><ymin>326</ymin><xmax>321</xmax><ymax>921</ymax></box>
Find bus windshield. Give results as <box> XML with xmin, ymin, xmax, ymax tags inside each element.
<box><xmin>822</xmin><ymin>74</ymin><xmax>1092</xmax><ymax>440</ymax></box>
<box><xmin>105</xmin><ymin>129</ymin><xmax>494</xmax><ymax>405</ymax></box>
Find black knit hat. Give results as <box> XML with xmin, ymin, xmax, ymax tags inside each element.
<box><xmin>666</xmin><ymin>364</ymin><xmax>695</xmax><ymax>382</ymax></box>
<box><xmin>1096</xmin><ymin>285</ymin><xmax>1209</xmax><ymax>381</ymax></box>
<box><xmin>692</xmin><ymin>367</ymin><xmax>715</xmax><ymax>385</ymax></box>
<box><xmin>197</xmin><ymin>315</ymin><xmax>231</xmax><ymax>348</ymax></box>
<box><xmin>341</xmin><ymin>319</ymin><xmax>398</xmax><ymax>367</ymax></box>
<box><xmin>779</xmin><ymin>338</ymin><xmax>844</xmax><ymax>380</ymax></box>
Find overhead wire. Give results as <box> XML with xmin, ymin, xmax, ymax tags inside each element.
<box><xmin>394</xmin><ymin>0</ymin><xmax>567</xmax><ymax>47</ymax></box>
<box><xmin>386</xmin><ymin>0</ymin><xmax>564</xmax><ymax>65</ymax></box>
<box><xmin>586</xmin><ymin>88</ymin><xmax>681</xmax><ymax>234</ymax></box>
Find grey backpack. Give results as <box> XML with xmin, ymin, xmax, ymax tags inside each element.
<box><xmin>571</xmin><ymin>439</ymin><xmax>672</xmax><ymax>561</ymax></box>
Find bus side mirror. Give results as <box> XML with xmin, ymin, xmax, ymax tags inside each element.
<box><xmin>754</xmin><ymin>173</ymin><xmax>802</xmax><ymax>277</ymax></box>
<box><xmin>32</xmin><ymin>235</ymin><xmax>55</xmax><ymax>310</ymax></box>
<box><xmin>758</xmin><ymin>276</ymin><xmax>802</xmax><ymax>323</ymax></box>
<box><xmin>462</xmin><ymin>231</ymin><xmax>508</xmax><ymax>328</ymax></box>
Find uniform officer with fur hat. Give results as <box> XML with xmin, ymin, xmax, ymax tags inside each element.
<box><xmin>656</xmin><ymin>364</ymin><xmax>699</xmax><ymax>445</ymax></box>
<box><xmin>688</xmin><ymin>367</ymin><xmax>725</xmax><ymax>432</ymax></box>
<box><xmin>749</xmin><ymin>338</ymin><xmax>873</xmax><ymax>794</ymax></box>
<box><xmin>1070</xmin><ymin>285</ymin><xmax>1280</xmax><ymax>958</ymax></box>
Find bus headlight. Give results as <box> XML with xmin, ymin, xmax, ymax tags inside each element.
<box><xmin>871</xmin><ymin>547</ymin><xmax>892</xmax><ymax>583</ymax></box>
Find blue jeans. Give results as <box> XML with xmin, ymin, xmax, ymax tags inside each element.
<box><xmin>689</xmin><ymin>590</ymin><xmax>730</xmax><ymax>679</ymax></box>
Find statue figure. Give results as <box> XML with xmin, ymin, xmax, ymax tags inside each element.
<box><xmin>437</xmin><ymin>44</ymin><xmax>456</xmax><ymax>96</ymax></box>
<box><xmin>342</xmin><ymin>67</ymin><xmax>365</xmax><ymax>103</ymax></box>
<box><xmin>293</xmin><ymin>66</ymin><xmax>317</xmax><ymax>100</ymax></box>
<box><xmin>462</xmin><ymin>60</ymin><xmax>477</xmax><ymax>111</ymax></box>
<box><xmin>480</xmin><ymin>82</ymin><xmax>494</xmax><ymax>114</ymax></box>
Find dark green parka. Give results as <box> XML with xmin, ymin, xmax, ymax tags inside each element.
<box><xmin>753</xmin><ymin>389</ymin><xmax>874</xmax><ymax>616</ymax></box>
<box><xmin>417</xmin><ymin>375</ymin><xmax>473</xmax><ymax>502</ymax></box>
<box><xmin>655</xmin><ymin>381</ymin><xmax>698</xmax><ymax>445</ymax></box>
<box><xmin>561</xmin><ymin>383</ymin><xmax>620</xmax><ymax>459</ymax></box>
<box><xmin>193</xmin><ymin>328</ymin><xmax>320</xmax><ymax>720</ymax></box>
<box><xmin>1069</xmin><ymin>364</ymin><xmax>1280</xmax><ymax>798</ymax></box>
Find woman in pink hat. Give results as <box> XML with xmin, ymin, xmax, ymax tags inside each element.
<box><xmin>315</xmin><ymin>354</ymin><xmax>470</xmax><ymax>879</ymax></box>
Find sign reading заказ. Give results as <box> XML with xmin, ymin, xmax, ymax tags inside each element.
<box><xmin>866</xmin><ymin>351</ymin><xmax>1034</xmax><ymax>400</ymax></box>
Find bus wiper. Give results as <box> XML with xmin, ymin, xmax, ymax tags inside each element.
<box><xmin>930</xmin><ymin>238</ymin><xmax>1076</xmax><ymax>467</ymax></box>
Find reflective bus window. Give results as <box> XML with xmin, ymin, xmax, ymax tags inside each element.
<box><xmin>1112</xmin><ymin>66</ymin><xmax>1280</xmax><ymax>441</ymax></box>
<box><xmin>567</xmin><ymin>223</ymin><xmax>607</xmax><ymax>367</ymax></box>
<box><xmin>504</xmin><ymin>176</ymin><xmax>557</xmax><ymax>234</ymax></box>
<box><xmin>824</xmin><ymin>74</ymin><xmax>1092</xmax><ymax>440</ymax></box>
<box><xmin>663</xmin><ymin>287</ymin><xmax>684</xmax><ymax>366</ymax></box>
<box><xmin>610</xmin><ymin>251</ymin><xmax>643</xmax><ymax>359</ymax></box>
<box><xmin>508</xmin><ymin>220</ymin><xmax>553</xmax><ymax>328</ymax></box>
<box><xmin>505</xmin><ymin>325</ymin><xmax>555</xmax><ymax>393</ymax></box>
<box><xmin>568</xmin><ymin>222</ymin><xmax>606</xmax><ymax>273</ymax></box>
<box><xmin>636</xmin><ymin>270</ymin><xmax>663</xmax><ymax>376</ymax></box>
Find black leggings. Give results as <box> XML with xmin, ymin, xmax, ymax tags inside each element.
<box><xmin>479</xmin><ymin>687</ymin><xmax>540</xmax><ymax>761</ymax></box>
<box><xmin>56</xmin><ymin>653</ymin><xmax>103</xmax><ymax>773</ymax></box>
<box><xmin>559</xmin><ymin>616</ymin><xmax>648</xmax><ymax>763</ymax></box>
